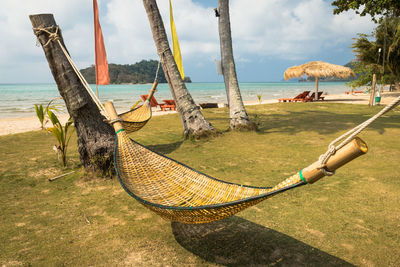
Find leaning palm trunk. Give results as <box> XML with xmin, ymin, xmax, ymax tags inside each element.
<box><xmin>143</xmin><ymin>0</ymin><xmax>216</xmax><ymax>138</ymax></box>
<box><xmin>30</xmin><ymin>14</ymin><xmax>114</xmax><ymax>174</ymax></box>
<box><xmin>218</xmin><ymin>0</ymin><xmax>256</xmax><ymax>131</ymax></box>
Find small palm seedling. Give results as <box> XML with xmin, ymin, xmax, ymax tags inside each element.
<box><xmin>257</xmin><ymin>94</ymin><xmax>262</xmax><ymax>104</ymax></box>
<box><xmin>34</xmin><ymin>104</ymin><xmax>46</xmax><ymax>130</ymax></box>
<box><xmin>46</xmin><ymin>110</ymin><xmax>74</xmax><ymax>167</ymax></box>
<box><xmin>34</xmin><ymin>97</ymin><xmax>62</xmax><ymax>130</ymax></box>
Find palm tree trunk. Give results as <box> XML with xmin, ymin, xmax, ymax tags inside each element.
<box><xmin>217</xmin><ymin>0</ymin><xmax>256</xmax><ymax>131</ymax></box>
<box><xmin>30</xmin><ymin>14</ymin><xmax>115</xmax><ymax>175</ymax></box>
<box><xmin>143</xmin><ymin>0</ymin><xmax>216</xmax><ymax>138</ymax></box>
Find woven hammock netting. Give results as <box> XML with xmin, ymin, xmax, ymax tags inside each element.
<box><xmin>118</xmin><ymin>101</ymin><xmax>152</xmax><ymax>133</ymax></box>
<box><xmin>115</xmin><ymin>130</ymin><xmax>305</xmax><ymax>224</ymax></box>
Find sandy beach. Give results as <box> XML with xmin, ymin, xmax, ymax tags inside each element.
<box><xmin>1</xmin><ymin>91</ymin><xmax>398</xmax><ymax>136</ymax></box>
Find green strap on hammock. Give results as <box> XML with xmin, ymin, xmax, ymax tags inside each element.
<box><xmin>116</xmin><ymin>129</ymin><xmax>125</xmax><ymax>134</ymax></box>
<box><xmin>299</xmin><ymin>170</ymin><xmax>307</xmax><ymax>183</ymax></box>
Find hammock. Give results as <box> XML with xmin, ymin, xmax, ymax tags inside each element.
<box><xmin>119</xmin><ymin>102</ymin><xmax>152</xmax><ymax>133</ymax></box>
<box><xmin>118</xmin><ymin>82</ymin><xmax>158</xmax><ymax>133</ymax></box>
<box><xmin>34</xmin><ymin>26</ymin><xmax>400</xmax><ymax>224</ymax></box>
<box><xmin>118</xmin><ymin>61</ymin><xmax>164</xmax><ymax>133</ymax></box>
<box><xmin>105</xmin><ymin>101</ymin><xmax>369</xmax><ymax>224</ymax></box>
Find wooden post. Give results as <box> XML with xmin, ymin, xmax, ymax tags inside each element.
<box><xmin>370</xmin><ymin>48</ymin><xmax>381</xmax><ymax>106</ymax></box>
<box><xmin>30</xmin><ymin>14</ymin><xmax>115</xmax><ymax>174</ymax></box>
<box><xmin>302</xmin><ymin>137</ymin><xmax>368</xmax><ymax>184</ymax></box>
<box><xmin>369</xmin><ymin>73</ymin><xmax>377</xmax><ymax>106</ymax></box>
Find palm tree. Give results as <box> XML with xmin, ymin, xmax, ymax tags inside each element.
<box><xmin>217</xmin><ymin>0</ymin><xmax>256</xmax><ymax>131</ymax></box>
<box><xmin>142</xmin><ymin>0</ymin><xmax>216</xmax><ymax>138</ymax></box>
<box><xmin>30</xmin><ymin>14</ymin><xmax>115</xmax><ymax>174</ymax></box>
<box><xmin>352</xmin><ymin>16</ymin><xmax>400</xmax><ymax>89</ymax></box>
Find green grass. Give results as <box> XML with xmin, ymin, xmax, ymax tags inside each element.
<box><xmin>1</xmin><ymin>103</ymin><xmax>399</xmax><ymax>266</ymax></box>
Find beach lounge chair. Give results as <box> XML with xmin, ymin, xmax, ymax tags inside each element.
<box><xmin>278</xmin><ymin>91</ymin><xmax>310</xmax><ymax>102</ymax></box>
<box><xmin>161</xmin><ymin>99</ymin><xmax>176</xmax><ymax>111</ymax></box>
<box><xmin>306</xmin><ymin>92</ymin><xmax>325</xmax><ymax>101</ymax></box>
<box><xmin>141</xmin><ymin>95</ymin><xmax>176</xmax><ymax>111</ymax></box>
<box><xmin>345</xmin><ymin>90</ymin><xmax>364</xmax><ymax>94</ymax></box>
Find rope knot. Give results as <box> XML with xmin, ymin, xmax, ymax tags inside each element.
<box><xmin>158</xmin><ymin>47</ymin><xmax>169</xmax><ymax>58</ymax></box>
<box><xmin>327</xmin><ymin>145</ymin><xmax>336</xmax><ymax>157</ymax></box>
<box><xmin>33</xmin><ymin>26</ymin><xmax>60</xmax><ymax>47</ymax></box>
<box><xmin>317</xmin><ymin>163</ymin><xmax>336</xmax><ymax>176</ymax></box>
<box><xmin>317</xmin><ymin>145</ymin><xmax>336</xmax><ymax>176</ymax></box>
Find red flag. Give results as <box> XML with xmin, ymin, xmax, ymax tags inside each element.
<box><xmin>93</xmin><ymin>0</ymin><xmax>110</xmax><ymax>85</ymax></box>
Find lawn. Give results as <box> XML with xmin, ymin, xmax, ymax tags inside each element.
<box><xmin>0</xmin><ymin>103</ymin><xmax>399</xmax><ymax>266</ymax></box>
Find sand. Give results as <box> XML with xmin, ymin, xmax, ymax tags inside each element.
<box><xmin>0</xmin><ymin>109</ymin><xmax>176</xmax><ymax>136</ymax></box>
<box><xmin>1</xmin><ymin>92</ymin><xmax>398</xmax><ymax>136</ymax></box>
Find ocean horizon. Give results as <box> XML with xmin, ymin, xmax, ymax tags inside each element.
<box><xmin>0</xmin><ymin>82</ymin><xmax>351</xmax><ymax>118</ymax></box>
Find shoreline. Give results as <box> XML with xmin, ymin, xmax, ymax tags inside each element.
<box><xmin>1</xmin><ymin>92</ymin><xmax>398</xmax><ymax>136</ymax></box>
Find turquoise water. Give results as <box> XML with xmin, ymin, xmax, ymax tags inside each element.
<box><xmin>0</xmin><ymin>82</ymin><xmax>349</xmax><ymax>118</ymax></box>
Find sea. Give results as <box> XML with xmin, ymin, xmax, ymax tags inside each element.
<box><xmin>0</xmin><ymin>82</ymin><xmax>350</xmax><ymax>118</ymax></box>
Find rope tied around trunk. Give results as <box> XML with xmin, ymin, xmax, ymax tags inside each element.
<box><xmin>318</xmin><ymin>95</ymin><xmax>400</xmax><ymax>175</ymax></box>
<box><xmin>155</xmin><ymin>47</ymin><xmax>168</xmax><ymax>80</ymax></box>
<box><xmin>33</xmin><ymin>26</ymin><xmax>109</xmax><ymax>120</ymax></box>
<box><xmin>33</xmin><ymin>26</ymin><xmax>59</xmax><ymax>47</ymax></box>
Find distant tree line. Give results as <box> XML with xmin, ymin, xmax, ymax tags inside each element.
<box><xmin>80</xmin><ymin>59</ymin><xmax>191</xmax><ymax>84</ymax></box>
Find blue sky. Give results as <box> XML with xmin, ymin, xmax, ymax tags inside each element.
<box><xmin>0</xmin><ymin>0</ymin><xmax>376</xmax><ymax>83</ymax></box>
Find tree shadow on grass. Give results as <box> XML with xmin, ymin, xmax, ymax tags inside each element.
<box><xmin>146</xmin><ymin>141</ymin><xmax>183</xmax><ymax>154</ymax></box>
<box><xmin>251</xmin><ymin>109</ymin><xmax>399</xmax><ymax>136</ymax></box>
<box><xmin>172</xmin><ymin>216</ymin><xmax>354</xmax><ymax>266</ymax></box>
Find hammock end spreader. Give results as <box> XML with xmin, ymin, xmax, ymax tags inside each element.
<box><xmin>302</xmin><ymin>137</ymin><xmax>368</xmax><ymax>184</ymax></box>
<box><xmin>104</xmin><ymin>101</ymin><xmax>123</xmax><ymax>132</ymax></box>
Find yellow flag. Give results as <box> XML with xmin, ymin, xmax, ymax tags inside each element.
<box><xmin>169</xmin><ymin>0</ymin><xmax>185</xmax><ymax>79</ymax></box>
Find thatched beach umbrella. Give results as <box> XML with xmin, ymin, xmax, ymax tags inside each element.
<box><xmin>284</xmin><ymin>61</ymin><xmax>356</xmax><ymax>100</ymax></box>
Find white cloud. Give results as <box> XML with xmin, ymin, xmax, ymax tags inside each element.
<box><xmin>0</xmin><ymin>0</ymin><xmax>94</xmax><ymax>82</ymax></box>
<box><xmin>0</xmin><ymin>0</ymin><xmax>376</xmax><ymax>82</ymax></box>
<box><xmin>104</xmin><ymin>0</ymin><xmax>219</xmax><ymax>62</ymax></box>
<box><xmin>229</xmin><ymin>0</ymin><xmax>375</xmax><ymax>60</ymax></box>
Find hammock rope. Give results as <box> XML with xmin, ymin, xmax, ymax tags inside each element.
<box><xmin>153</xmin><ymin>56</ymin><xmax>162</xmax><ymax>84</ymax></box>
<box><xmin>33</xmin><ymin>26</ymin><xmax>109</xmax><ymax>119</ymax></box>
<box><xmin>318</xmin><ymin>95</ymin><xmax>400</xmax><ymax>175</ymax></box>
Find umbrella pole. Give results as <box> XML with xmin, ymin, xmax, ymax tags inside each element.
<box><xmin>315</xmin><ymin>77</ymin><xmax>319</xmax><ymax>101</ymax></box>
